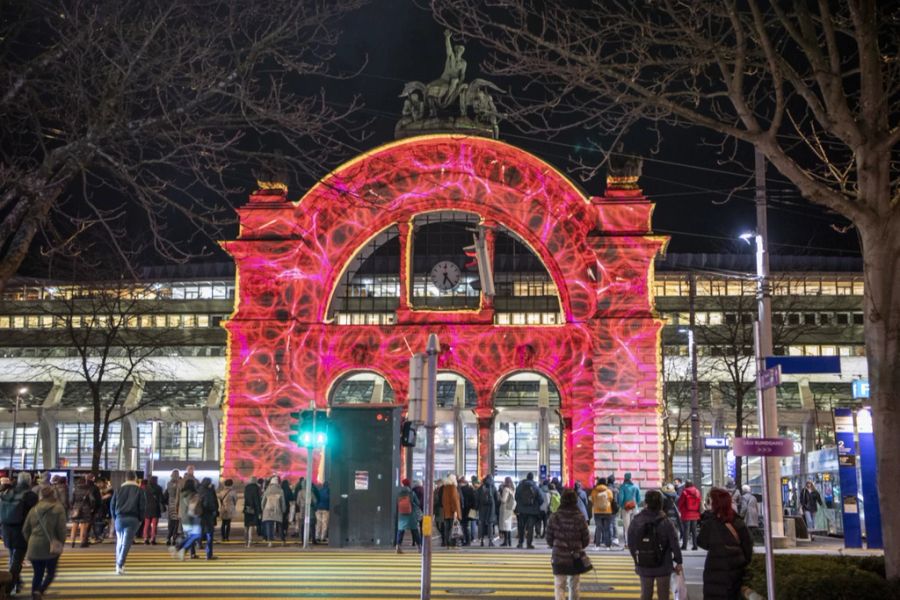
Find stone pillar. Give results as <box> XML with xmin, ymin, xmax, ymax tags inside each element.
<box><xmin>397</xmin><ymin>221</ymin><xmax>412</xmax><ymax>312</ymax></box>
<box><xmin>119</xmin><ymin>415</ymin><xmax>138</xmax><ymax>471</ymax></box>
<box><xmin>474</xmin><ymin>407</ymin><xmax>496</xmax><ymax>481</ymax></box>
<box><xmin>538</xmin><ymin>379</ymin><xmax>550</xmax><ymax>474</ymax></box>
<box><xmin>202</xmin><ymin>407</ymin><xmax>220</xmax><ymax>461</ymax></box>
<box><xmin>593</xmin><ymin>410</ymin><xmax>662</xmax><ymax>490</ymax></box>
<box><xmin>38</xmin><ymin>410</ymin><xmax>57</xmax><ymax>469</ymax></box>
<box><xmin>453</xmin><ymin>385</ymin><xmax>465</xmax><ymax>475</ymax></box>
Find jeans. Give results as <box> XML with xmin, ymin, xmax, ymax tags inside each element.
<box><xmin>114</xmin><ymin>515</ymin><xmax>141</xmax><ymax>568</ymax></box>
<box><xmin>468</xmin><ymin>518</ymin><xmax>478</xmax><ymax>543</ymax></box>
<box><xmin>31</xmin><ymin>557</ymin><xmax>59</xmax><ymax>594</ymax></box>
<box><xmin>167</xmin><ymin>518</ymin><xmax>180</xmax><ymax>544</ymax></box>
<box><xmin>143</xmin><ymin>517</ymin><xmax>158</xmax><ymax>541</ymax></box>
<box><xmin>594</xmin><ymin>514</ymin><xmax>612</xmax><ymax>547</ymax></box>
<box><xmin>804</xmin><ymin>509</ymin><xmax>816</xmax><ymax>531</ymax></box>
<box><xmin>461</xmin><ymin>517</ymin><xmax>472</xmax><ymax>545</ymax></box>
<box><xmin>553</xmin><ymin>574</ymin><xmax>580</xmax><ymax>600</ymax></box>
<box><xmin>264</xmin><ymin>520</ymin><xmax>278</xmax><ymax>541</ymax></box>
<box><xmin>5</xmin><ymin>545</ymin><xmax>24</xmax><ymax>590</ymax></box>
<box><xmin>681</xmin><ymin>520</ymin><xmax>698</xmax><ymax>549</ymax></box>
<box><xmin>517</xmin><ymin>514</ymin><xmax>539</xmax><ymax>547</ymax></box>
<box><xmin>221</xmin><ymin>519</ymin><xmax>232</xmax><ymax>541</ymax></box>
<box><xmin>396</xmin><ymin>528</ymin><xmax>422</xmax><ymax>547</ymax></box>
<box><xmin>203</xmin><ymin>529</ymin><xmax>214</xmax><ymax>558</ymax></box>
<box><xmin>640</xmin><ymin>574</ymin><xmax>670</xmax><ymax>600</ymax></box>
<box><xmin>178</xmin><ymin>524</ymin><xmax>202</xmax><ymax>556</ymax></box>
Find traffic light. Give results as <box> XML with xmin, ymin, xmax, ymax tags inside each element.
<box><xmin>289</xmin><ymin>410</ymin><xmax>328</xmax><ymax>448</ymax></box>
<box><xmin>400</xmin><ymin>420</ymin><xmax>417</xmax><ymax>447</ymax></box>
<box><xmin>288</xmin><ymin>411</ymin><xmax>305</xmax><ymax>446</ymax></box>
<box><xmin>462</xmin><ymin>226</ymin><xmax>495</xmax><ymax>296</ymax></box>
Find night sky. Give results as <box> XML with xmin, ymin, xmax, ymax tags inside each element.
<box><xmin>323</xmin><ymin>1</ymin><xmax>860</xmax><ymax>257</ymax></box>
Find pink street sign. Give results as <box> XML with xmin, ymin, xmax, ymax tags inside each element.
<box><xmin>733</xmin><ymin>437</ymin><xmax>795</xmax><ymax>457</ymax></box>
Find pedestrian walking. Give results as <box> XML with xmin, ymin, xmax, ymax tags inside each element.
<box><xmin>261</xmin><ymin>476</ymin><xmax>286</xmax><ymax>547</ymax></box>
<box><xmin>164</xmin><ymin>470</ymin><xmax>182</xmax><ymax>546</ymax></box>
<box><xmin>661</xmin><ymin>483</ymin><xmax>681</xmax><ymax>543</ymax></box>
<box><xmin>475</xmin><ymin>475</ymin><xmax>499</xmax><ymax>546</ymax></box>
<box><xmin>170</xmin><ymin>479</ymin><xmax>202</xmax><ymax>560</ymax></box>
<box><xmin>617</xmin><ymin>473</ymin><xmax>641</xmax><ymax>549</ymax></box>
<box><xmin>23</xmin><ymin>485</ymin><xmax>67</xmax><ymax>600</ymax></box>
<box><xmin>111</xmin><ymin>471</ymin><xmax>146</xmax><ymax>575</ymax></box>
<box><xmin>548</xmin><ymin>483</ymin><xmax>561</xmax><ymax>514</ymax></box>
<box><xmin>295</xmin><ymin>477</ymin><xmax>317</xmax><ymax>543</ymax></box>
<box><xmin>440</xmin><ymin>475</ymin><xmax>462</xmax><ymax>547</ymax></box>
<box><xmin>537</xmin><ymin>479</ymin><xmax>551</xmax><ymax>538</ymax></box>
<box><xmin>1</xmin><ymin>472</ymin><xmax>39</xmax><ymax>595</ymax></box>
<box><xmin>217</xmin><ymin>479</ymin><xmax>237</xmax><ymax>542</ymax></box>
<box><xmin>395</xmin><ymin>479</ymin><xmax>422</xmax><ymax>553</ymax></box>
<box><xmin>799</xmin><ymin>480</ymin><xmax>822</xmax><ymax>533</ymax></box>
<box><xmin>590</xmin><ymin>477</ymin><xmax>614</xmax><ymax>549</ymax></box>
<box><xmin>677</xmin><ymin>480</ymin><xmax>701</xmax><ymax>551</ymax></box>
<box><xmin>280</xmin><ymin>478</ymin><xmax>294</xmax><ymax>542</ymax></box>
<box><xmin>606</xmin><ymin>475</ymin><xmax>620</xmax><ymax>545</ymax></box>
<box><xmin>50</xmin><ymin>475</ymin><xmax>68</xmax><ymax>513</ymax></box>
<box><xmin>68</xmin><ymin>476</ymin><xmax>97</xmax><ymax>548</ymax></box>
<box><xmin>546</xmin><ymin>489</ymin><xmax>592</xmax><ymax>600</ymax></box>
<box><xmin>498</xmin><ymin>477</ymin><xmax>516</xmax><ymax>547</ymax></box>
<box><xmin>514</xmin><ymin>472</ymin><xmax>544</xmax><ymax>549</ymax></box>
<box><xmin>573</xmin><ymin>481</ymin><xmax>590</xmax><ymax>522</ymax></box>
<box><xmin>627</xmin><ymin>490</ymin><xmax>683</xmax><ymax>600</ymax></box>
<box><xmin>697</xmin><ymin>487</ymin><xmax>753</xmax><ymax>600</ymax></box>
<box><xmin>739</xmin><ymin>485</ymin><xmax>759</xmax><ymax>541</ymax></box>
<box><xmin>142</xmin><ymin>475</ymin><xmax>164</xmax><ymax>545</ymax></box>
<box><xmin>243</xmin><ymin>476</ymin><xmax>262</xmax><ymax>547</ymax></box>
<box><xmin>314</xmin><ymin>481</ymin><xmax>330</xmax><ymax>544</ymax></box>
<box><xmin>198</xmin><ymin>477</ymin><xmax>218</xmax><ymax>559</ymax></box>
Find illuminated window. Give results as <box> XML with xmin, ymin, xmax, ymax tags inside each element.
<box><xmin>197</xmin><ymin>315</ymin><xmax>209</xmax><ymax>327</ymax></box>
<box><xmin>788</xmin><ymin>346</ymin><xmax>803</xmax><ymax>356</ymax></box>
<box><xmin>167</xmin><ymin>314</ymin><xmax>182</xmax><ymax>327</ymax></box>
<box><xmin>836</xmin><ymin>280</ymin><xmax>852</xmax><ymax>295</ymax></box>
<box><xmin>512</xmin><ymin>313</ymin><xmax>526</xmax><ymax>325</ymax></box>
<box><xmin>496</xmin><ymin>313</ymin><xmax>510</xmax><ymax>325</ymax></box>
<box><xmin>25</xmin><ymin>316</ymin><xmax>39</xmax><ymax>328</ymax></box>
<box><xmin>543</xmin><ymin>313</ymin><xmax>559</xmax><ymax>324</ymax></box>
<box><xmin>153</xmin><ymin>315</ymin><xmax>166</xmax><ymax>328</ymax></box>
<box><xmin>803</xmin><ymin>345</ymin><xmax>820</xmax><ymax>356</ymax></box>
<box><xmin>694</xmin><ymin>280</ymin><xmax>711</xmax><ymax>296</ymax></box>
<box><xmin>183</xmin><ymin>315</ymin><xmax>196</xmax><ymax>328</ymax></box>
<box><xmin>0</xmin><ymin>317</ymin><xmax>8</xmax><ymax>328</ymax></box>
<box><xmin>821</xmin><ymin>346</ymin><xmax>837</xmax><ymax>356</ymax></box>
<box><xmin>527</xmin><ymin>313</ymin><xmax>541</xmax><ymax>325</ymax></box>
<box><xmin>820</xmin><ymin>280</ymin><xmax>837</xmax><ymax>295</ymax></box>
<box><xmin>852</xmin><ymin>281</ymin><xmax>864</xmax><ymax>296</ymax></box>
<box><xmin>725</xmin><ymin>280</ymin><xmax>742</xmax><ymax>296</ymax></box>
<box><xmin>708</xmin><ymin>312</ymin><xmax>723</xmax><ymax>325</ymax></box>
<box><xmin>140</xmin><ymin>315</ymin><xmax>153</xmax><ymax>328</ymax></box>
<box><xmin>663</xmin><ymin>280</ymin><xmax>683</xmax><ymax>296</ymax></box>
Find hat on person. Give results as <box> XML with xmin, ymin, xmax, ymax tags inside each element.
<box><xmin>663</xmin><ymin>483</ymin><xmax>675</xmax><ymax>493</ymax></box>
<box><xmin>624</xmin><ymin>472</ymin><xmax>632</xmax><ymax>481</ymax></box>
<box><xmin>401</xmin><ymin>478</ymin><xmax>411</xmax><ymax>487</ymax></box>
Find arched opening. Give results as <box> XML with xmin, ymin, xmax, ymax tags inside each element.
<box><xmin>410</xmin><ymin>372</ymin><xmax>478</xmax><ymax>480</ymax></box>
<box><xmin>493</xmin><ymin>372</ymin><xmax>562</xmax><ymax>483</ymax></box>
<box><xmin>328</xmin><ymin>371</ymin><xmax>396</xmax><ymax>406</ymax></box>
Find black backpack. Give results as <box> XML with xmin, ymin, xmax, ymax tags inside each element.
<box><xmin>520</xmin><ymin>482</ymin><xmax>538</xmax><ymax>508</ymax></box>
<box><xmin>0</xmin><ymin>489</ymin><xmax>26</xmax><ymax>525</ymax></box>
<box><xmin>635</xmin><ymin>518</ymin><xmax>665</xmax><ymax>568</ymax></box>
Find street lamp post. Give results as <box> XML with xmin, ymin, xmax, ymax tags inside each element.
<box><xmin>678</xmin><ymin>328</ymin><xmax>702</xmax><ymax>486</ymax></box>
<box><xmin>420</xmin><ymin>333</ymin><xmax>439</xmax><ymax>600</ymax></box>
<box><xmin>9</xmin><ymin>387</ymin><xmax>27</xmax><ymax>469</ymax></box>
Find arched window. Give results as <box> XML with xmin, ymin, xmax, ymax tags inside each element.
<box><xmin>329</xmin><ymin>372</ymin><xmax>395</xmax><ymax>406</ymax></box>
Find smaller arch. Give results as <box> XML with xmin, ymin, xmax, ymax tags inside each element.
<box><xmin>491</xmin><ymin>369</ymin><xmax>565</xmax><ymax>409</ymax></box>
<box><xmin>435</xmin><ymin>371</ymin><xmax>478</xmax><ymax>409</ymax></box>
<box><xmin>327</xmin><ymin>370</ymin><xmax>397</xmax><ymax>406</ymax></box>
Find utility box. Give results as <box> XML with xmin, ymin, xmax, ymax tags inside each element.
<box><xmin>326</xmin><ymin>406</ymin><xmax>400</xmax><ymax>547</ymax></box>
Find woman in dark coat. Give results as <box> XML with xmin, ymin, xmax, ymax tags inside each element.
<box><xmin>698</xmin><ymin>487</ymin><xmax>753</xmax><ymax>600</ymax></box>
<box><xmin>198</xmin><ymin>478</ymin><xmax>219</xmax><ymax>559</ymax></box>
<box><xmin>142</xmin><ymin>475</ymin><xmax>164</xmax><ymax>545</ymax></box>
<box><xmin>475</xmin><ymin>475</ymin><xmax>499</xmax><ymax>546</ymax></box>
<box><xmin>627</xmin><ymin>490</ymin><xmax>683</xmax><ymax>600</ymax></box>
<box><xmin>545</xmin><ymin>489</ymin><xmax>591</xmax><ymax>600</ymax></box>
<box><xmin>243</xmin><ymin>477</ymin><xmax>262</xmax><ymax>547</ymax></box>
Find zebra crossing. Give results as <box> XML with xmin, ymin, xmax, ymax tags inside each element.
<box><xmin>28</xmin><ymin>543</ymin><xmax>645</xmax><ymax>598</ymax></box>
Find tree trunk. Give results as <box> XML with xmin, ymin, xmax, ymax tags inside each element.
<box><xmin>664</xmin><ymin>438</ymin><xmax>675</xmax><ymax>482</ymax></box>
<box><xmin>733</xmin><ymin>390</ymin><xmax>744</xmax><ymax>489</ymax></box>
<box><xmin>859</xmin><ymin>217</ymin><xmax>900</xmax><ymax>579</ymax></box>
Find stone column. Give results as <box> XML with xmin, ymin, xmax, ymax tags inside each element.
<box><xmin>474</xmin><ymin>407</ymin><xmax>496</xmax><ymax>481</ymax></box>
<box><xmin>538</xmin><ymin>379</ymin><xmax>550</xmax><ymax>474</ymax></box>
<box><xmin>453</xmin><ymin>382</ymin><xmax>466</xmax><ymax>475</ymax></box>
<box><xmin>397</xmin><ymin>221</ymin><xmax>412</xmax><ymax>312</ymax></box>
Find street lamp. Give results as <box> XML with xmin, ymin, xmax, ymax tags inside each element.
<box><xmin>9</xmin><ymin>387</ymin><xmax>27</xmax><ymax>469</ymax></box>
<box><xmin>678</xmin><ymin>328</ymin><xmax>702</xmax><ymax>486</ymax></box>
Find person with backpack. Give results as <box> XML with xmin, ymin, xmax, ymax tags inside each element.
<box><xmin>170</xmin><ymin>478</ymin><xmax>202</xmax><ymax>560</ymax></box>
<box><xmin>546</xmin><ymin>489</ymin><xmax>592</xmax><ymax>600</ymax></box>
<box><xmin>197</xmin><ymin>477</ymin><xmax>219</xmax><ymax>559</ymax></box>
<box><xmin>627</xmin><ymin>490</ymin><xmax>683</xmax><ymax>600</ymax></box>
<box><xmin>606</xmin><ymin>475</ymin><xmax>620</xmax><ymax>546</ymax></box>
<box><xmin>142</xmin><ymin>475</ymin><xmax>164</xmax><ymax>545</ymax></box>
<box><xmin>163</xmin><ymin>469</ymin><xmax>182</xmax><ymax>546</ymax></box>
<box><xmin>261</xmin><ymin>475</ymin><xmax>286</xmax><ymax>547</ymax></box>
<box><xmin>1</xmin><ymin>471</ymin><xmax>39</xmax><ymax>595</ymax></box>
<box><xmin>677</xmin><ymin>480</ymin><xmax>702</xmax><ymax>551</ymax></box>
<box><xmin>475</xmin><ymin>475</ymin><xmax>499</xmax><ymax>546</ymax></box>
<box><xmin>23</xmin><ymin>485</ymin><xmax>67</xmax><ymax>600</ymax></box>
<box><xmin>617</xmin><ymin>473</ymin><xmax>641</xmax><ymax>549</ymax></box>
<box><xmin>458</xmin><ymin>476</ymin><xmax>476</xmax><ymax>546</ymax></box>
<box><xmin>68</xmin><ymin>475</ymin><xmax>97</xmax><ymax>548</ymax></box>
<box><xmin>661</xmin><ymin>483</ymin><xmax>681</xmax><ymax>544</ymax></box>
<box><xmin>698</xmin><ymin>488</ymin><xmax>753</xmax><ymax>600</ymax></box>
<box><xmin>498</xmin><ymin>477</ymin><xmax>516</xmax><ymax>547</ymax></box>
<box><xmin>514</xmin><ymin>472</ymin><xmax>544</xmax><ymax>549</ymax></box>
<box><xmin>111</xmin><ymin>471</ymin><xmax>146</xmax><ymax>575</ymax></box>
<box><xmin>590</xmin><ymin>477</ymin><xmax>615</xmax><ymax>550</ymax></box>
<box><xmin>440</xmin><ymin>474</ymin><xmax>462</xmax><ymax>547</ymax></box>
<box><xmin>548</xmin><ymin>483</ymin><xmax>561</xmax><ymax>514</ymax></box>
<box><xmin>395</xmin><ymin>479</ymin><xmax>422</xmax><ymax>553</ymax></box>
<box><xmin>799</xmin><ymin>480</ymin><xmax>823</xmax><ymax>533</ymax></box>
<box><xmin>242</xmin><ymin>476</ymin><xmax>262</xmax><ymax>547</ymax></box>
<box><xmin>217</xmin><ymin>479</ymin><xmax>237</xmax><ymax>542</ymax></box>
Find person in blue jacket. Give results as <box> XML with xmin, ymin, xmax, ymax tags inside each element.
<box><xmin>617</xmin><ymin>472</ymin><xmax>642</xmax><ymax>549</ymax></box>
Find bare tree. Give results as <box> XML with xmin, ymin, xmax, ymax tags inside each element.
<box><xmin>0</xmin><ymin>0</ymin><xmax>366</xmax><ymax>286</ymax></box>
<box><xmin>661</xmin><ymin>354</ymin><xmax>697</xmax><ymax>483</ymax></box>
<box><xmin>433</xmin><ymin>0</ymin><xmax>900</xmax><ymax>575</ymax></box>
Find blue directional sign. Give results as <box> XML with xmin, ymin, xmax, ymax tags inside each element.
<box><xmin>857</xmin><ymin>408</ymin><xmax>883</xmax><ymax>549</ymax></box>
<box><xmin>765</xmin><ymin>356</ymin><xmax>841</xmax><ymax>374</ymax></box>
<box><xmin>833</xmin><ymin>408</ymin><xmax>861</xmax><ymax>548</ymax></box>
<box><xmin>852</xmin><ymin>379</ymin><xmax>870</xmax><ymax>399</ymax></box>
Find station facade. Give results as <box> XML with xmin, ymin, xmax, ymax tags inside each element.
<box><xmin>221</xmin><ymin>134</ymin><xmax>666</xmax><ymax>487</ymax></box>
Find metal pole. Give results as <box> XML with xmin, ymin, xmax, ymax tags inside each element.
<box><xmin>420</xmin><ymin>334</ymin><xmax>439</xmax><ymax>600</ymax></box>
<box><xmin>755</xmin><ymin>148</ymin><xmax>784</xmax><ymax>536</ymax></box>
<box><xmin>10</xmin><ymin>392</ymin><xmax>20</xmax><ymax>469</ymax></box>
<box><xmin>149</xmin><ymin>420</ymin><xmax>159</xmax><ymax>478</ymax></box>
<box><xmin>687</xmin><ymin>325</ymin><xmax>702</xmax><ymax>487</ymax></box>
<box><xmin>755</xmin><ymin>322</ymin><xmax>777</xmax><ymax>600</ymax></box>
<box><xmin>303</xmin><ymin>399</ymin><xmax>315</xmax><ymax>550</ymax></box>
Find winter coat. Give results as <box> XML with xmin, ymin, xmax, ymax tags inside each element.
<box><xmin>549</xmin><ymin>490</ymin><xmax>561</xmax><ymax>513</ymax></box>
<box><xmin>143</xmin><ymin>482</ymin><xmax>164</xmax><ymax>519</ymax></box>
<box><xmin>677</xmin><ymin>485</ymin><xmax>702</xmax><ymax>521</ymax></box>
<box><xmin>1</xmin><ymin>485</ymin><xmax>39</xmax><ymax>550</ymax></box>
<box><xmin>23</xmin><ymin>500</ymin><xmax>67</xmax><ymax>561</ymax></box>
<box><xmin>539</xmin><ymin>484</ymin><xmax>551</xmax><ymax>513</ymax></box>
<box><xmin>617</xmin><ymin>480</ymin><xmax>641</xmax><ymax>510</ymax></box>
<box><xmin>243</xmin><ymin>482</ymin><xmax>262</xmax><ymax>518</ymax></box>
<box><xmin>52</xmin><ymin>482</ymin><xmax>69</xmax><ymax>511</ymax></box>
<box><xmin>281</xmin><ymin>481</ymin><xmax>294</xmax><ymax>508</ymax></box>
<box><xmin>627</xmin><ymin>508</ymin><xmax>682</xmax><ymax>578</ymax></box>
<box><xmin>459</xmin><ymin>483</ymin><xmax>476</xmax><ymax>519</ymax></box>
<box><xmin>111</xmin><ymin>481</ymin><xmax>146</xmax><ymax>520</ymax></box>
<box><xmin>800</xmin><ymin>487</ymin><xmax>822</xmax><ymax>513</ymax></box>
<box><xmin>514</xmin><ymin>479</ymin><xmax>544</xmax><ymax>516</ymax></box>
<box><xmin>261</xmin><ymin>483</ymin><xmax>286</xmax><ymax>523</ymax></box>
<box><xmin>70</xmin><ymin>482</ymin><xmax>98</xmax><ymax>522</ymax></box>
<box><xmin>697</xmin><ymin>511</ymin><xmax>753</xmax><ymax>600</ymax></box>
<box><xmin>740</xmin><ymin>492</ymin><xmax>759</xmax><ymax>529</ymax></box>
<box><xmin>590</xmin><ymin>485</ymin><xmax>614</xmax><ymax>515</ymax></box>
<box><xmin>164</xmin><ymin>478</ymin><xmax>181</xmax><ymax>520</ymax></box>
<box><xmin>199</xmin><ymin>484</ymin><xmax>219</xmax><ymax>529</ymax></box>
<box><xmin>412</xmin><ymin>484</ymin><xmax>425</xmax><ymax>511</ymax></box>
<box><xmin>545</xmin><ymin>505</ymin><xmax>590</xmax><ymax>575</ymax></box>
<box><xmin>218</xmin><ymin>486</ymin><xmax>237</xmax><ymax>520</ymax></box>
<box><xmin>475</xmin><ymin>478</ymin><xmax>499</xmax><ymax>525</ymax></box>
<box><xmin>178</xmin><ymin>490</ymin><xmax>200</xmax><ymax>528</ymax></box>
<box><xmin>441</xmin><ymin>482</ymin><xmax>462</xmax><ymax>520</ymax></box>
<box><xmin>397</xmin><ymin>485</ymin><xmax>421</xmax><ymax>532</ymax></box>
<box><xmin>498</xmin><ymin>486</ymin><xmax>516</xmax><ymax>531</ymax></box>
<box><xmin>316</xmin><ymin>484</ymin><xmax>331</xmax><ymax>511</ymax></box>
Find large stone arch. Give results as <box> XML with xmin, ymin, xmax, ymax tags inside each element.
<box><xmin>223</xmin><ymin>134</ymin><xmax>666</xmax><ymax>486</ymax></box>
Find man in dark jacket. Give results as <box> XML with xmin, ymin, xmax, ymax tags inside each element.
<box><xmin>475</xmin><ymin>475</ymin><xmax>499</xmax><ymax>546</ymax></box>
<box><xmin>627</xmin><ymin>490</ymin><xmax>683</xmax><ymax>600</ymax></box>
<box><xmin>799</xmin><ymin>481</ymin><xmax>822</xmax><ymax>534</ymax></box>
<box><xmin>458</xmin><ymin>476</ymin><xmax>476</xmax><ymax>546</ymax></box>
<box><xmin>514</xmin><ymin>472</ymin><xmax>545</xmax><ymax>549</ymax></box>
<box><xmin>243</xmin><ymin>477</ymin><xmax>262</xmax><ymax>547</ymax></box>
<box><xmin>111</xmin><ymin>471</ymin><xmax>146</xmax><ymax>574</ymax></box>
<box><xmin>313</xmin><ymin>481</ymin><xmax>330</xmax><ymax>543</ymax></box>
<box><xmin>199</xmin><ymin>477</ymin><xmax>219</xmax><ymax>559</ymax></box>
<box><xmin>1</xmin><ymin>472</ymin><xmax>38</xmax><ymax>594</ymax></box>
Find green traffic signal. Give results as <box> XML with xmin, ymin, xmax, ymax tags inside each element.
<box><xmin>288</xmin><ymin>410</ymin><xmax>328</xmax><ymax>448</ymax></box>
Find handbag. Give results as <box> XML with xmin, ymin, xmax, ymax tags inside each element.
<box><xmin>672</xmin><ymin>570</ymin><xmax>689</xmax><ymax>600</ymax></box>
<box><xmin>572</xmin><ymin>550</ymin><xmax>593</xmax><ymax>574</ymax></box>
<box><xmin>37</xmin><ymin>509</ymin><xmax>64</xmax><ymax>556</ymax></box>
<box><xmin>450</xmin><ymin>518</ymin><xmax>464</xmax><ymax>541</ymax></box>
<box><xmin>467</xmin><ymin>508</ymin><xmax>478</xmax><ymax>520</ymax></box>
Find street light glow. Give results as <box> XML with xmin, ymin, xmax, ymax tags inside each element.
<box><xmin>739</xmin><ymin>231</ymin><xmax>755</xmax><ymax>243</ymax></box>
<box><xmin>18</xmin><ymin>387</ymin><xmax>27</xmax><ymax>395</ymax></box>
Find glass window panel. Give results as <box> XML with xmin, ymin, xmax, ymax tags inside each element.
<box><xmin>820</xmin><ymin>280</ymin><xmax>837</xmax><ymax>295</ymax></box>
<box><xmin>852</xmin><ymin>281</ymin><xmax>865</xmax><ymax>296</ymax></box>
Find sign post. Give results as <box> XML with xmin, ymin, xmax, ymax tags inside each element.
<box><xmin>420</xmin><ymin>334</ymin><xmax>439</xmax><ymax>600</ymax></box>
<box><xmin>834</xmin><ymin>408</ymin><xmax>862</xmax><ymax>548</ymax></box>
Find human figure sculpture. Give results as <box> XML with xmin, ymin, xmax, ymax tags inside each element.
<box><xmin>438</xmin><ymin>29</ymin><xmax>467</xmax><ymax>107</ymax></box>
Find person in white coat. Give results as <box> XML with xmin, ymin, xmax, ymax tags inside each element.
<box><xmin>498</xmin><ymin>477</ymin><xmax>517</xmax><ymax>547</ymax></box>
<box><xmin>260</xmin><ymin>476</ymin><xmax>286</xmax><ymax>547</ymax></box>
<box><xmin>739</xmin><ymin>485</ymin><xmax>760</xmax><ymax>541</ymax></box>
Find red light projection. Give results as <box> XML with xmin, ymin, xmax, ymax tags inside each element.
<box><xmin>222</xmin><ymin>135</ymin><xmax>666</xmax><ymax>489</ymax></box>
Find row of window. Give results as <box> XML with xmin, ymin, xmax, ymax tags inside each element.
<box><xmin>655</xmin><ymin>276</ymin><xmax>864</xmax><ymax>298</ymax></box>
<box><xmin>0</xmin><ymin>314</ymin><xmax>229</xmax><ymax>330</ymax></box>
<box><xmin>345</xmin><ymin>275</ymin><xmax>559</xmax><ymax>299</ymax></box>
<box><xmin>663</xmin><ymin>311</ymin><xmax>865</xmax><ymax>327</ymax></box>
<box><xmin>332</xmin><ymin>311</ymin><xmax>565</xmax><ymax>326</ymax></box>
<box><xmin>664</xmin><ymin>344</ymin><xmax>866</xmax><ymax>357</ymax></box>
<box><xmin>0</xmin><ymin>346</ymin><xmax>226</xmax><ymax>359</ymax></box>
<box><xmin>2</xmin><ymin>281</ymin><xmax>235</xmax><ymax>302</ymax></box>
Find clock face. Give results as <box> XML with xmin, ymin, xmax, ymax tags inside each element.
<box><xmin>430</xmin><ymin>261</ymin><xmax>462</xmax><ymax>291</ymax></box>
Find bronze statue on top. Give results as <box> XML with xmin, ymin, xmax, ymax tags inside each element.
<box><xmin>396</xmin><ymin>30</ymin><xmax>504</xmax><ymax>139</ymax></box>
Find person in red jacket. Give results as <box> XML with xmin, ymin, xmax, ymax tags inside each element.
<box><xmin>677</xmin><ymin>481</ymin><xmax>702</xmax><ymax>550</ymax></box>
